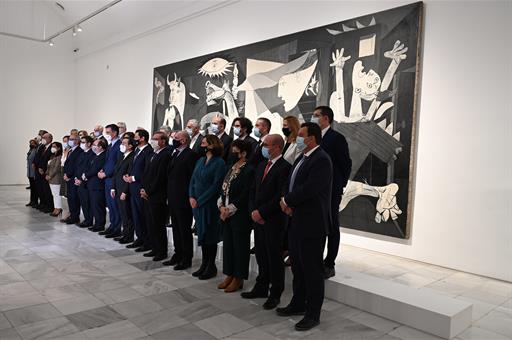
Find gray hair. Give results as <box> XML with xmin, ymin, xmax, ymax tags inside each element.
<box><xmin>159</xmin><ymin>125</ymin><xmax>172</xmax><ymax>134</ymax></box>
<box><xmin>187</xmin><ymin>119</ymin><xmax>199</xmax><ymax>128</ymax></box>
<box><xmin>177</xmin><ymin>130</ymin><xmax>191</xmax><ymax>145</ymax></box>
<box><xmin>117</xmin><ymin>122</ymin><xmax>127</xmax><ymax>129</ymax></box>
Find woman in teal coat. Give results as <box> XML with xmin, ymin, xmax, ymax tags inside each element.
<box><xmin>189</xmin><ymin>134</ymin><xmax>226</xmax><ymax>280</ymax></box>
<box><xmin>217</xmin><ymin>139</ymin><xmax>254</xmax><ymax>293</ymax></box>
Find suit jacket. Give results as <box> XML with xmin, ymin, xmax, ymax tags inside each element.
<box><xmin>284</xmin><ymin>147</ymin><xmax>333</xmax><ymax>238</ymax></box>
<box><xmin>167</xmin><ymin>147</ymin><xmax>198</xmax><ymax>208</ymax></box>
<box><xmin>45</xmin><ymin>156</ymin><xmax>63</xmax><ymax>185</ymax></box>
<box><xmin>227</xmin><ymin>135</ymin><xmax>258</xmax><ymax>166</ymax></box>
<box><xmin>127</xmin><ymin>144</ymin><xmax>153</xmax><ymax>187</ymax></box>
<box><xmin>39</xmin><ymin>145</ymin><xmax>53</xmax><ymax>172</ymax></box>
<box><xmin>75</xmin><ymin>149</ymin><xmax>95</xmax><ymax>183</ymax></box>
<box><xmin>63</xmin><ymin>146</ymin><xmax>83</xmax><ymax>179</ymax></box>
<box><xmin>250</xmin><ymin>156</ymin><xmax>291</xmax><ymax>228</ymax></box>
<box><xmin>103</xmin><ymin>138</ymin><xmax>121</xmax><ymax>179</ymax></box>
<box><xmin>321</xmin><ymin>127</ymin><xmax>351</xmax><ymax>195</ymax></box>
<box><xmin>190</xmin><ymin>133</ymin><xmax>205</xmax><ymax>155</ymax></box>
<box><xmin>33</xmin><ymin>144</ymin><xmax>45</xmax><ymax>169</ymax></box>
<box><xmin>219</xmin><ymin>163</ymin><xmax>254</xmax><ymax>227</ymax></box>
<box><xmin>84</xmin><ymin>152</ymin><xmax>107</xmax><ymax>191</ymax></box>
<box><xmin>113</xmin><ymin>152</ymin><xmax>135</xmax><ymax>195</ymax></box>
<box><xmin>141</xmin><ymin>146</ymin><xmax>172</xmax><ymax>203</ymax></box>
<box><xmin>219</xmin><ymin>132</ymin><xmax>233</xmax><ymax>161</ymax></box>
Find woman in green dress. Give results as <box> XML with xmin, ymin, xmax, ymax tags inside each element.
<box><xmin>217</xmin><ymin>139</ymin><xmax>254</xmax><ymax>292</ymax></box>
<box><xmin>189</xmin><ymin>135</ymin><xmax>226</xmax><ymax>280</ymax></box>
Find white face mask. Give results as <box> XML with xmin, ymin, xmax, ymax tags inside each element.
<box><xmin>150</xmin><ymin>139</ymin><xmax>159</xmax><ymax>150</ymax></box>
<box><xmin>119</xmin><ymin>144</ymin><xmax>127</xmax><ymax>153</ymax></box>
<box><xmin>186</xmin><ymin>128</ymin><xmax>193</xmax><ymax>137</ymax></box>
<box><xmin>41</xmin><ymin>139</ymin><xmax>47</xmax><ymax>146</ymax></box>
<box><xmin>105</xmin><ymin>134</ymin><xmax>112</xmax><ymax>144</ymax></box>
<box><xmin>92</xmin><ymin>146</ymin><xmax>101</xmax><ymax>155</ymax></box>
<box><xmin>94</xmin><ymin>131</ymin><xmax>101</xmax><ymax>137</ymax></box>
<box><xmin>80</xmin><ymin>143</ymin><xmax>88</xmax><ymax>151</ymax></box>
<box><xmin>50</xmin><ymin>147</ymin><xmax>57</xmax><ymax>154</ymax></box>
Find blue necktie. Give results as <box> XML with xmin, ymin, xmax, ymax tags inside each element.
<box><xmin>288</xmin><ymin>156</ymin><xmax>306</xmax><ymax>192</ymax></box>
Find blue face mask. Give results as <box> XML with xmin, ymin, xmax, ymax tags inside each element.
<box><xmin>296</xmin><ymin>136</ymin><xmax>307</xmax><ymax>152</ymax></box>
<box><xmin>68</xmin><ymin>140</ymin><xmax>75</xmax><ymax>148</ymax></box>
<box><xmin>186</xmin><ymin>128</ymin><xmax>193</xmax><ymax>137</ymax></box>
<box><xmin>261</xmin><ymin>146</ymin><xmax>270</xmax><ymax>159</ymax></box>
<box><xmin>233</xmin><ymin>127</ymin><xmax>241</xmax><ymax>136</ymax></box>
<box><xmin>310</xmin><ymin>116</ymin><xmax>320</xmax><ymax>125</ymax></box>
<box><xmin>253</xmin><ymin>127</ymin><xmax>262</xmax><ymax>138</ymax></box>
<box><xmin>210</xmin><ymin>123</ymin><xmax>219</xmax><ymax>134</ymax></box>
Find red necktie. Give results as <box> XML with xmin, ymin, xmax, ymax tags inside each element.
<box><xmin>262</xmin><ymin>160</ymin><xmax>272</xmax><ymax>182</ymax></box>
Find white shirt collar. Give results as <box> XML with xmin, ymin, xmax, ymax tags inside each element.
<box><xmin>304</xmin><ymin>145</ymin><xmax>320</xmax><ymax>157</ymax></box>
<box><xmin>123</xmin><ymin>151</ymin><xmax>132</xmax><ymax>159</ymax></box>
<box><xmin>269</xmin><ymin>154</ymin><xmax>282</xmax><ymax>163</ymax></box>
<box><xmin>138</xmin><ymin>144</ymin><xmax>148</xmax><ymax>151</ymax></box>
<box><xmin>321</xmin><ymin>125</ymin><xmax>330</xmax><ymax>137</ymax></box>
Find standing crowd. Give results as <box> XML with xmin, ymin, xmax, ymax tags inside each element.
<box><xmin>25</xmin><ymin>106</ymin><xmax>351</xmax><ymax>331</ymax></box>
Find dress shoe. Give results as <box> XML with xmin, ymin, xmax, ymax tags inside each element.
<box><xmin>65</xmin><ymin>219</ymin><xmax>79</xmax><ymax>225</ymax></box>
<box><xmin>43</xmin><ymin>208</ymin><xmax>54</xmax><ymax>214</ymax></box>
<box><xmin>152</xmin><ymin>254</ymin><xmax>167</xmax><ymax>261</ymax></box>
<box><xmin>217</xmin><ymin>276</ymin><xmax>233</xmax><ymax>289</ymax></box>
<box><xmin>240</xmin><ymin>289</ymin><xmax>268</xmax><ymax>299</ymax></box>
<box><xmin>294</xmin><ymin>317</ymin><xmax>319</xmax><ymax>331</ymax></box>
<box><xmin>106</xmin><ymin>232</ymin><xmax>121</xmax><ymax>239</ymax></box>
<box><xmin>78</xmin><ymin>222</ymin><xmax>92</xmax><ymax>228</ymax></box>
<box><xmin>119</xmin><ymin>238</ymin><xmax>133</xmax><ymax>245</ymax></box>
<box><xmin>323</xmin><ymin>265</ymin><xmax>335</xmax><ymax>279</ymax></box>
<box><xmin>113</xmin><ymin>236</ymin><xmax>124</xmax><ymax>242</ymax></box>
<box><xmin>173</xmin><ymin>262</ymin><xmax>191</xmax><ymax>270</ymax></box>
<box><xmin>263</xmin><ymin>297</ymin><xmax>280</xmax><ymax>310</ymax></box>
<box><xmin>135</xmin><ymin>246</ymin><xmax>151</xmax><ymax>253</ymax></box>
<box><xmin>164</xmin><ymin>254</ymin><xmax>180</xmax><ymax>266</ymax></box>
<box><xmin>25</xmin><ymin>202</ymin><xmax>33</xmax><ymax>207</ymax></box>
<box><xmin>276</xmin><ymin>305</ymin><xmax>305</xmax><ymax>317</ymax></box>
<box><xmin>126</xmin><ymin>242</ymin><xmax>140</xmax><ymax>249</ymax></box>
<box><xmin>198</xmin><ymin>264</ymin><xmax>217</xmax><ymax>280</ymax></box>
<box><xmin>143</xmin><ymin>251</ymin><xmax>156</xmax><ymax>257</ymax></box>
<box><xmin>192</xmin><ymin>264</ymin><xmax>207</xmax><ymax>277</ymax></box>
<box><xmin>89</xmin><ymin>226</ymin><xmax>104</xmax><ymax>232</ymax></box>
<box><xmin>224</xmin><ymin>278</ymin><xmax>243</xmax><ymax>293</ymax></box>
<box><xmin>98</xmin><ymin>229</ymin><xmax>112</xmax><ymax>235</ymax></box>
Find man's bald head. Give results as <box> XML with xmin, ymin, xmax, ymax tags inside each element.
<box><xmin>263</xmin><ymin>134</ymin><xmax>284</xmax><ymax>159</ymax></box>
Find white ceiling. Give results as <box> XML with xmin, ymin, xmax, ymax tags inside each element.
<box><xmin>0</xmin><ymin>0</ymin><xmax>239</xmax><ymax>54</ymax></box>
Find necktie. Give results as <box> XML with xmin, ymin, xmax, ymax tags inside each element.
<box><xmin>289</xmin><ymin>156</ymin><xmax>306</xmax><ymax>192</ymax></box>
<box><xmin>262</xmin><ymin>160</ymin><xmax>272</xmax><ymax>182</ymax></box>
<box><xmin>134</xmin><ymin>148</ymin><xmax>141</xmax><ymax>159</ymax></box>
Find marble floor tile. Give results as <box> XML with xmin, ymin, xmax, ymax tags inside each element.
<box><xmin>226</xmin><ymin>327</ymin><xmax>279</xmax><ymax>340</ymax></box>
<box><xmin>66</xmin><ymin>306</ymin><xmax>126</xmax><ymax>331</ymax></box>
<box><xmin>458</xmin><ymin>285</ymin><xmax>511</xmax><ymax>305</ymax></box>
<box><xmin>151</xmin><ymin>323</ymin><xmax>216</xmax><ymax>340</ymax></box>
<box><xmin>148</xmin><ymin>290</ymin><xmax>199</xmax><ymax>309</ymax></box>
<box><xmin>392</xmin><ymin>273</ymin><xmax>439</xmax><ymax>289</ymax></box>
<box><xmin>110</xmin><ymin>297</ymin><xmax>164</xmax><ymax>319</ymax></box>
<box><xmin>0</xmin><ymin>327</ymin><xmax>22</xmax><ymax>340</ymax></box>
<box><xmin>131</xmin><ymin>278</ymin><xmax>177</xmax><ymax>296</ymax></box>
<box><xmin>346</xmin><ymin>311</ymin><xmax>400</xmax><ymax>333</ymax></box>
<box><xmin>195</xmin><ymin>313</ymin><xmax>253</xmax><ymax>339</ymax></box>
<box><xmin>454</xmin><ymin>296</ymin><xmax>497</xmax><ymax>321</ymax></box>
<box><xmin>474</xmin><ymin>307</ymin><xmax>512</xmax><ymax>338</ymax></box>
<box><xmin>15</xmin><ymin>317</ymin><xmax>79</xmax><ymax>340</ymax></box>
<box><xmin>174</xmin><ymin>301</ymin><xmax>224</xmax><ymax>323</ymax></box>
<box><xmin>81</xmin><ymin>320</ymin><xmax>147</xmax><ymax>340</ymax></box>
<box><xmin>130</xmin><ymin>309</ymin><xmax>189</xmax><ymax>335</ymax></box>
<box><xmin>0</xmin><ymin>292</ymin><xmax>48</xmax><ymax>312</ymax></box>
<box><xmin>106</xmin><ymin>249</ymin><xmax>136</xmax><ymax>257</ymax></box>
<box><xmin>93</xmin><ymin>286</ymin><xmax>144</xmax><ymax>304</ymax></box>
<box><xmin>0</xmin><ymin>282</ymin><xmax>37</xmax><ymax>297</ymax></box>
<box><xmin>28</xmin><ymin>275</ymin><xmax>75</xmax><ymax>291</ymax></box>
<box><xmin>0</xmin><ymin>272</ymin><xmax>25</xmax><ymax>286</ymax></box>
<box><xmin>39</xmin><ymin>284</ymin><xmax>90</xmax><ymax>302</ymax></box>
<box><xmin>50</xmin><ymin>294</ymin><xmax>105</xmax><ymax>315</ymax></box>
<box><xmin>79</xmin><ymin>277</ymin><xmax>127</xmax><ymax>293</ymax></box>
<box><xmin>0</xmin><ymin>312</ymin><xmax>12</xmax><ymax>330</ymax></box>
<box><xmin>4</xmin><ymin>303</ymin><xmax>62</xmax><ymax>327</ymax></box>
<box><xmin>388</xmin><ymin>325</ymin><xmax>444</xmax><ymax>340</ymax></box>
<box><xmin>457</xmin><ymin>326</ymin><xmax>511</xmax><ymax>340</ymax></box>
<box><xmin>129</xmin><ymin>260</ymin><xmax>165</xmax><ymax>271</ymax></box>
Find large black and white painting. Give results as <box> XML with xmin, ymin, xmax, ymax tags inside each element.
<box><xmin>152</xmin><ymin>2</ymin><xmax>423</xmax><ymax>239</ymax></box>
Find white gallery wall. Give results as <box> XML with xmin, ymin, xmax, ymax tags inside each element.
<box><xmin>0</xmin><ymin>36</ymin><xmax>76</xmax><ymax>185</ymax></box>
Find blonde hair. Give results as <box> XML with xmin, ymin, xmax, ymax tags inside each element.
<box><xmin>283</xmin><ymin>115</ymin><xmax>300</xmax><ymax>142</ymax></box>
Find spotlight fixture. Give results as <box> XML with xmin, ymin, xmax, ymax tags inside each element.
<box><xmin>72</xmin><ymin>26</ymin><xmax>77</xmax><ymax>36</ymax></box>
<box><xmin>48</xmin><ymin>40</ymin><xmax>55</xmax><ymax>46</ymax></box>
<box><xmin>76</xmin><ymin>25</ymin><xmax>83</xmax><ymax>33</ymax></box>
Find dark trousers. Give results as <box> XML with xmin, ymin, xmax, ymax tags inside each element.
<box><xmin>28</xmin><ymin>177</ymin><xmax>37</xmax><ymax>204</ymax></box>
<box><xmin>222</xmin><ymin>220</ymin><xmax>251</xmax><ymax>279</ymax></box>
<box><xmin>89</xmin><ymin>189</ymin><xmax>106</xmax><ymax>227</ymax></box>
<box><xmin>34</xmin><ymin>173</ymin><xmax>45</xmax><ymax>206</ymax></box>
<box><xmin>131</xmin><ymin>184</ymin><xmax>148</xmax><ymax>244</ymax></box>
<box><xmin>254</xmin><ymin>223</ymin><xmax>286</xmax><ymax>298</ymax></box>
<box><xmin>324</xmin><ymin>193</ymin><xmax>342</xmax><ymax>268</ymax></box>
<box><xmin>118</xmin><ymin>195</ymin><xmax>134</xmax><ymax>240</ymax></box>
<box><xmin>78</xmin><ymin>185</ymin><xmax>92</xmax><ymax>225</ymax></box>
<box><xmin>42</xmin><ymin>179</ymin><xmax>54</xmax><ymax>209</ymax></box>
<box><xmin>105</xmin><ymin>179</ymin><xmax>121</xmax><ymax>232</ymax></box>
<box><xmin>144</xmin><ymin>199</ymin><xmax>168</xmax><ymax>256</ymax></box>
<box><xmin>66</xmin><ymin>181</ymin><xmax>81</xmax><ymax>220</ymax></box>
<box><xmin>289</xmin><ymin>235</ymin><xmax>326</xmax><ymax>321</ymax></box>
<box><xmin>169</xmin><ymin>205</ymin><xmax>193</xmax><ymax>264</ymax></box>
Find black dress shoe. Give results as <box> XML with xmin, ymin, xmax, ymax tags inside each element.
<box><xmin>295</xmin><ymin>317</ymin><xmax>319</xmax><ymax>331</ymax></box>
<box><xmin>25</xmin><ymin>202</ymin><xmax>33</xmax><ymax>207</ymax></box>
<box><xmin>98</xmin><ymin>229</ymin><xmax>112</xmax><ymax>235</ymax></box>
<box><xmin>143</xmin><ymin>251</ymin><xmax>156</xmax><ymax>257</ymax></box>
<box><xmin>240</xmin><ymin>289</ymin><xmax>268</xmax><ymax>299</ymax></box>
<box><xmin>106</xmin><ymin>232</ymin><xmax>121</xmax><ymax>239</ymax></box>
<box><xmin>78</xmin><ymin>223</ymin><xmax>92</xmax><ymax>228</ymax></box>
<box><xmin>65</xmin><ymin>219</ymin><xmax>79</xmax><ymax>225</ymax></box>
<box><xmin>163</xmin><ymin>254</ymin><xmax>180</xmax><ymax>266</ymax></box>
<box><xmin>113</xmin><ymin>236</ymin><xmax>124</xmax><ymax>241</ymax></box>
<box><xmin>263</xmin><ymin>297</ymin><xmax>280</xmax><ymax>310</ymax></box>
<box><xmin>119</xmin><ymin>238</ymin><xmax>133</xmax><ymax>244</ymax></box>
<box><xmin>43</xmin><ymin>208</ymin><xmax>54</xmax><ymax>214</ymax></box>
<box><xmin>152</xmin><ymin>255</ymin><xmax>167</xmax><ymax>261</ymax></box>
<box><xmin>89</xmin><ymin>226</ymin><xmax>104</xmax><ymax>232</ymax></box>
<box><xmin>135</xmin><ymin>246</ymin><xmax>151</xmax><ymax>252</ymax></box>
<box><xmin>323</xmin><ymin>265</ymin><xmax>335</xmax><ymax>279</ymax></box>
<box><xmin>126</xmin><ymin>242</ymin><xmax>139</xmax><ymax>249</ymax></box>
<box><xmin>173</xmin><ymin>262</ymin><xmax>191</xmax><ymax>270</ymax></box>
<box><xmin>276</xmin><ymin>305</ymin><xmax>305</xmax><ymax>317</ymax></box>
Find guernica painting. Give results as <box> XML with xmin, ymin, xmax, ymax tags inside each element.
<box><xmin>152</xmin><ymin>2</ymin><xmax>423</xmax><ymax>239</ymax></box>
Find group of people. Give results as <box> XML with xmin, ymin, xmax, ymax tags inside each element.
<box><xmin>25</xmin><ymin>106</ymin><xmax>351</xmax><ymax>331</ymax></box>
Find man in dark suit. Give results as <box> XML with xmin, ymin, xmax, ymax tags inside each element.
<box><xmin>244</xmin><ymin>134</ymin><xmax>291</xmax><ymax>310</ymax></box>
<box><xmin>249</xmin><ymin>117</ymin><xmax>271</xmax><ymax>167</ymax></box>
<box><xmin>312</xmin><ymin>106</ymin><xmax>352</xmax><ymax>279</ymax></box>
<box><xmin>140</xmin><ymin>131</ymin><xmax>172</xmax><ymax>262</ymax></box>
<box><xmin>32</xmin><ymin>130</ymin><xmax>48</xmax><ymax>209</ymax></box>
<box><xmin>98</xmin><ymin>124</ymin><xmax>122</xmax><ymax>238</ymax></box>
<box><xmin>277</xmin><ymin>122</ymin><xmax>333</xmax><ymax>331</ymax></box>
<box><xmin>74</xmin><ymin>136</ymin><xmax>95</xmax><ymax>228</ymax></box>
<box><xmin>211</xmin><ymin>115</ymin><xmax>232</xmax><ymax>161</ymax></box>
<box><xmin>164</xmin><ymin>130</ymin><xmax>199</xmax><ymax>270</ymax></box>
<box><xmin>111</xmin><ymin>136</ymin><xmax>136</xmax><ymax>244</ymax></box>
<box><xmin>123</xmin><ymin>129</ymin><xmax>153</xmax><ymax>251</ymax></box>
<box><xmin>186</xmin><ymin>119</ymin><xmax>204</xmax><ymax>155</ymax></box>
<box><xmin>62</xmin><ymin>134</ymin><xmax>83</xmax><ymax>224</ymax></box>
<box><xmin>37</xmin><ymin>132</ymin><xmax>54</xmax><ymax>213</ymax></box>
<box><xmin>84</xmin><ymin>139</ymin><xmax>107</xmax><ymax>232</ymax></box>
<box><xmin>228</xmin><ymin>117</ymin><xmax>258</xmax><ymax>166</ymax></box>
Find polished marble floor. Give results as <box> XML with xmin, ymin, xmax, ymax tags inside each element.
<box><xmin>0</xmin><ymin>185</ymin><xmax>510</xmax><ymax>340</ymax></box>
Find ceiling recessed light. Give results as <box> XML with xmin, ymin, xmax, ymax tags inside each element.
<box><xmin>48</xmin><ymin>40</ymin><xmax>55</xmax><ymax>46</ymax></box>
<box><xmin>76</xmin><ymin>25</ymin><xmax>83</xmax><ymax>32</ymax></box>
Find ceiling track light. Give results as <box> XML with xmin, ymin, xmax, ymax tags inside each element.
<box><xmin>72</xmin><ymin>26</ymin><xmax>77</xmax><ymax>36</ymax></box>
<box><xmin>48</xmin><ymin>40</ymin><xmax>55</xmax><ymax>46</ymax></box>
<box><xmin>76</xmin><ymin>25</ymin><xmax>83</xmax><ymax>33</ymax></box>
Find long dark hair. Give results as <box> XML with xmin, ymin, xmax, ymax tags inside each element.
<box><xmin>51</xmin><ymin>142</ymin><xmax>63</xmax><ymax>157</ymax></box>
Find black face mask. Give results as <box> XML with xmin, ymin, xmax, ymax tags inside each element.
<box><xmin>282</xmin><ymin>127</ymin><xmax>291</xmax><ymax>137</ymax></box>
<box><xmin>172</xmin><ymin>139</ymin><xmax>181</xmax><ymax>149</ymax></box>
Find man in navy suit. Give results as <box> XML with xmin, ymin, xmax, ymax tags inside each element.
<box><xmin>123</xmin><ymin>129</ymin><xmax>153</xmax><ymax>251</ymax></box>
<box><xmin>84</xmin><ymin>139</ymin><xmax>107</xmax><ymax>232</ymax></box>
<box><xmin>312</xmin><ymin>106</ymin><xmax>352</xmax><ymax>279</ymax></box>
<box><xmin>62</xmin><ymin>134</ymin><xmax>83</xmax><ymax>224</ymax></box>
<box><xmin>74</xmin><ymin>136</ymin><xmax>95</xmax><ymax>228</ymax></box>
<box><xmin>98</xmin><ymin>124</ymin><xmax>122</xmax><ymax>238</ymax></box>
<box><xmin>277</xmin><ymin>122</ymin><xmax>333</xmax><ymax>331</ymax></box>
